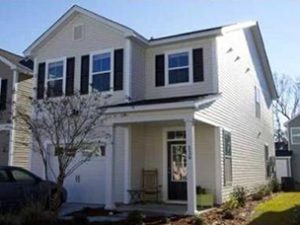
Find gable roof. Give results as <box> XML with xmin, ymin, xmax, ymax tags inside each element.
<box><xmin>0</xmin><ymin>48</ymin><xmax>33</xmax><ymax>74</ymax></box>
<box><xmin>23</xmin><ymin>5</ymin><xmax>147</xmax><ymax>56</ymax></box>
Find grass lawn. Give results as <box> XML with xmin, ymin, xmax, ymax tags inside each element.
<box><xmin>249</xmin><ymin>192</ymin><xmax>300</xmax><ymax>225</ymax></box>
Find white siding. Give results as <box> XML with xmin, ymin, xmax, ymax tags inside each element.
<box><xmin>144</xmin><ymin>38</ymin><xmax>218</xmax><ymax>99</ymax></box>
<box><xmin>131</xmin><ymin>41</ymin><xmax>146</xmax><ymax>101</ymax></box>
<box><xmin>33</xmin><ymin>13</ymin><xmax>127</xmax><ymax>104</ymax></box>
<box><xmin>195</xmin><ymin>29</ymin><xmax>274</xmax><ymax>201</ymax></box>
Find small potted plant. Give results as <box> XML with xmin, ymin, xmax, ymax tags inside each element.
<box><xmin>196</xmin><ymin>186</ymin><xmax>214</xmax><ymax>208</ymax></box>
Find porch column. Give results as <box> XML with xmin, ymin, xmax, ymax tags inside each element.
<box><xmin>185</xmin><ymin>119</ymin><xmax>197</xmax><ymax>215</ymax></box>
<box><xmin>105</xmin><ymin>125</ymin><xmax>116</xmax><ymax>210</ymax></box>
<box><xmin>123</xmin><ymin>125</ymin><xmax>132</xmax><ymax>204</ymax></box>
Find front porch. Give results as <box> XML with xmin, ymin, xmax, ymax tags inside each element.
<box><xmin>105</xmin><ymin>112</ymin><xmax>223</xmax><ymax>215</ymax></box>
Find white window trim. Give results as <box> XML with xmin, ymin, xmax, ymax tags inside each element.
<box><xmin>89</xmin><ymin>49</ymin><xmax>114</xmax><ymax>94</ymax></box>
<box><xmin>73</xmin><ymin>23</ymin><xmax>84</xmax><ymax>41</ymax></box>
<box><xmin>164</xmin><ymin>48</ymin><xmax>193</xmax><ymax>87</ymax></box>
<box><xmin>45</xmin><ymin>57</ymin><xmax>67</xmax><ymax>96</ymax></box>
<box><xmin>291</xmin><ymin>127</ymin><xmax>300</xmax><ymax>145</ymax></box>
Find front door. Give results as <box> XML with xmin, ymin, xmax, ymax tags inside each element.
<box><xmin>167</xmin><ymin>140</ymin><xmax>187</xmax><ymax>201</ymax></box>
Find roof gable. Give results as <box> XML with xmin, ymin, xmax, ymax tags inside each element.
<box><xmin>23</xmin><ymin>5</ymin><xmax>146</xmax><ymax>56</ymax></box>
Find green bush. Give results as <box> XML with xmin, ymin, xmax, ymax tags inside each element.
<box><xmin>292</xmin><ymin>205</ymin><xmax>300</xmax><ymax>225</ymax></box>
<box><xmin>222</xmin><ymin>195</ymin><xmax>239</xmax><ymax>210</ymax></box>
<box><xmin>269</xmin><ymin>178</ymin><xmax>281</xmax><ymax>193</ymax></box>
<box><xmin>161</xmin><ymin>217</ymin><xmax>171</xmax><ymax>224</ymax></box>
<box><xmin>71</xmin><ymin>214</ymin><xmax>89</xmax><ymax>225</ymax></box>
<box><xmin>194</xmin><ymin>215</ymin><xmax>204</xmax><ymax>225</ymax></box>
<box><xmin>252</xmin><ymin>189</ymin><xmax>264</xmax><ymax>201</ymax></box>
<box><xmin>127</xmin><ymin>211</ymin><xmax>144</xmax><ymax>225</ymax></box>
<box><xmin>19</xmin><ymin>203</ymin><xmax>56</xmax><ymax>225</ymax></box>
<box><xmin>0</xmin><ymin>214</ymin><xmax>19</xmax><ymax>225</ymax></box>
<box><xmin>231</xmin><ymin>186</ymin><xmax>247</xmax><ymax>207</ymax></box>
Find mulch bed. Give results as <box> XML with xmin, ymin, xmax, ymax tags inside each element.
<box><xmin>61</xmin><ymin>194</ymin><xmax>276</xmax><ymax>225</ymax></box>
<box><xmin>201</xmin><ymin>194</ymin><xmax>275</xmax><ymax>225</ymax></box>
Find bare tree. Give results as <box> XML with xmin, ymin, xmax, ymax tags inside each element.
<box><xmin>15</xmin><ymin>91</ymin><xmax>111</xmax><ymax>213</ymax></box>
<box><xmin>273</xmin><ymin>73</ymin><xmax>300</xmax><ymax>141</ymax></box>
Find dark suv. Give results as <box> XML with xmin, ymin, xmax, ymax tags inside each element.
<box><xmin>0</xmin><ymin>166</ymin><xmax>67</xmax><ymax>210</ymax></box>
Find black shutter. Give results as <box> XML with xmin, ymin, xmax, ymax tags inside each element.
<box><xmin>66</xmin><ymin>57</ymin><xmax>75</xmax><ymax>96</ymax></box>
<box><xmin>113</xmin><ymin>49</ymin><xmax>124</xmax><ymax>91</ymax></box>
<box><xmin>80</xmin><ymin>55</ymin><xmax>89</xmax><ymax>95</ymax></box>
<box><xmin>155</xmin><ymin>54</ymin><xmax>165</xmax><ymax>87</ymax></box>
<box><xmin>193</xmin><ymin>48</ymin><xmax>204</xmax><ymax>82</ymax></box>
<box><xmin>37</xmin><ymin>62</ymin><xmax>45</xmax><ymax>99</ymax></box>
<box><xmin>0</xmin><ymin>79</ymin><xmax>8</xmax><ymax>110</ymax></box>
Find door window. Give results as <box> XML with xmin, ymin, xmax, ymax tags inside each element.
<box><xmin>171</xmin><ymin>144</ymin><xmax>187</xmax><ymax>182</ymax></box>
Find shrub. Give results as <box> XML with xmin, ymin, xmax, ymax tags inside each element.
<box><xmin>251</xmin><ymin>189</ymin><xmax>264</xmax><ymax>201</ymax></box>
<box><xmin>194</xmin><ymin>215</ymin><xmax>204</xmax><ymax>225</ymax></box>
<box><xmin>127</xmin><ymin>211</ymin><xmax>144</xmax><ymax>225</ymax></box>
<box><xmin>222</xmin><ymin>195</ymin><xmax>239</xmax><ymax>210</ymax></box>
<box><xmin>269</xmin><ymin>178</ymin><xmax>281</xmax><ymax>193</ymax></box>
<box><xmin>231</xmin><ymin>186</ymin><xmax>247</xmax><ymax>207</ymax></box>
<box><xmin>161</xmin><ymin>217</ymin><xmax>171</xmax><ymax>224</ymax></box>
<box><xmin>19</xmin><ymin>203</ymin><xmax>56</xmax><ymax>225</ymax></box>
<box><xmin>261</xmin><ymin>184</ymin><xmax>272</xmax><ymax>196</ymax></box>
<box><xmin>71</xmin><ymin>214</ymin><xmax>89</xmax><ymax>225</ymax></box>
<box><xmin>0</xmin><ymin>214</ymin><xmax>19</xmax><ymax>225</ymax></box>
<box><xmin>292</xmin><ymin>205</ymin><xmax>300</xmax><ymax>225</ymax></box>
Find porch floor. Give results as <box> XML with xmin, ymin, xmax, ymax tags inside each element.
<box><xmin>117</xmin><ymin>203</ymin><xmax>187</xmax><ymax>216</ymax></box>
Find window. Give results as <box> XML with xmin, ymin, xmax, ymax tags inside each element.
<box><xmin>82</xmin><ymin>145</ymin><xmax>106</xmax><ymax>157</ymax></box>
<box><xmin>264</xmin><ymin>145</ymin><xmax>271</xmax><ymax>178</ymax></box>
<box><xmin>168</xmin><ymin>52</ymin><xmax>189</xmax><ymax>84</ymax></box>
<box><xmin>47</xmin><ymin>60</ymin><xmax>65</xmax><ymax>97</ymax></box>
<box><xmin>91</xmin><ymin>52</ymin><xmax>111</xmax><ymax>92</ymax></box>
<box><xmin>255</xmin><ymin>86</ymin><xmax>261</xmax><ymax>118</ymax></box>
<box><xmin>11</xmin><ymin>169</ymin><xmax>36</xmax><ymax>183</ymax></box>
<box><xmin>0</xmin><ymin>170</ymin><xmax>10</xmax><ymax>183</ymax></box>
<box><xmin>73</xmin><ymin>24</ymin><xmax>83</xmax><ymax>40</ymax></box>
<box><xmin>167</xmin><ymin>131</ymin><xmax>186</xmax><ymax>140</ymax></box>
<box><xmin>223</xmin><ymin>130</ymin><xmax>232</xmax><ymax>186</ymax></box>
<box><xmin>291</xmin><ymin>127</ymin><xmax>300</xmax><ymax>144</ymax></box>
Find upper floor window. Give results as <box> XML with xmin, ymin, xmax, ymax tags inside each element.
<box><xmin>168</xmin><ymin>52</ymin><xmax>189</xmax><ymax>85</ymax></box>
<box><xmin>255</xmin><ymin>86</ymin><xmax>261</xmax><ymax>118</ymax></box>
<box><xmin>91</xmin><ymin>52</ymin><xmax>111</xmax><ymax>92</ymax></box>
<box><xmin>291</xmin><ymin>127</ymin><xmax>300</xmax><ymax>144</ymax></box>
<box><xmin>47</xmin><ymin>60</ymin><xmax>65</xmax><ymax>97</ymax></box>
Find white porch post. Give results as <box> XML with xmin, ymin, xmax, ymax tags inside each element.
<box><xmin>123</xmin><ymin>125</ymin><xmax>132</xmax><ymax>204</ymax></box>
<box><xmin>105</xmin><ymin>125</ymin><xmax>116</xmax><ymax>210</ymax></box>
<box><xmin>185</xmin><ymin>119</ymin><xmax>197</xmax><ymax>215</ymax></box>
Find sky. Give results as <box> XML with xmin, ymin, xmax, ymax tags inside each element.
<box><xmin>0</xmin><ymin>0</ymin><xmax>299</xmax><ymax>77</ymax></box>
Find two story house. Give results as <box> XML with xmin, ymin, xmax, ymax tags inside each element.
<box><xmin>24</xmin><ymin>5</ymin><xmax>277</xmax><ymax>215</ymax></box>
<box><xmin>0</xmin><ymin>48</ymin><xmax>33</xmax><ymax>167</ymax></box>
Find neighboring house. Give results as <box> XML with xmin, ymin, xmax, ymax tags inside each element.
<box><xmin>284</xmin><ymin>115</ymin><xmax>300</xmax><ymax>183</ymax></box>
<box><xmin>0</xmin><ymin>49</ymin><xmax>33</xmax><ymax>168</ymax></box>
<box><xmin>24</xmin><ymin>5</ymin><xmax>277</xmax><ymax>215</ymax></box>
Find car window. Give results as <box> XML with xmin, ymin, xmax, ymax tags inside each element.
<box><xmin>11</xmin><ymin>169</ymin><xmax>36</xmax><ymax>183</ymax></box>
<box><xmin>0</xmin><ymin>170</ymin><xmax>10</xmax><ymax>183</ymax></box>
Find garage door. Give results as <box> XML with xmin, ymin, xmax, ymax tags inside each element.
<box><xmin>48</xmin><ymin>145</ymin><xmax>107</xmax><ymax>204</ymax></box>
